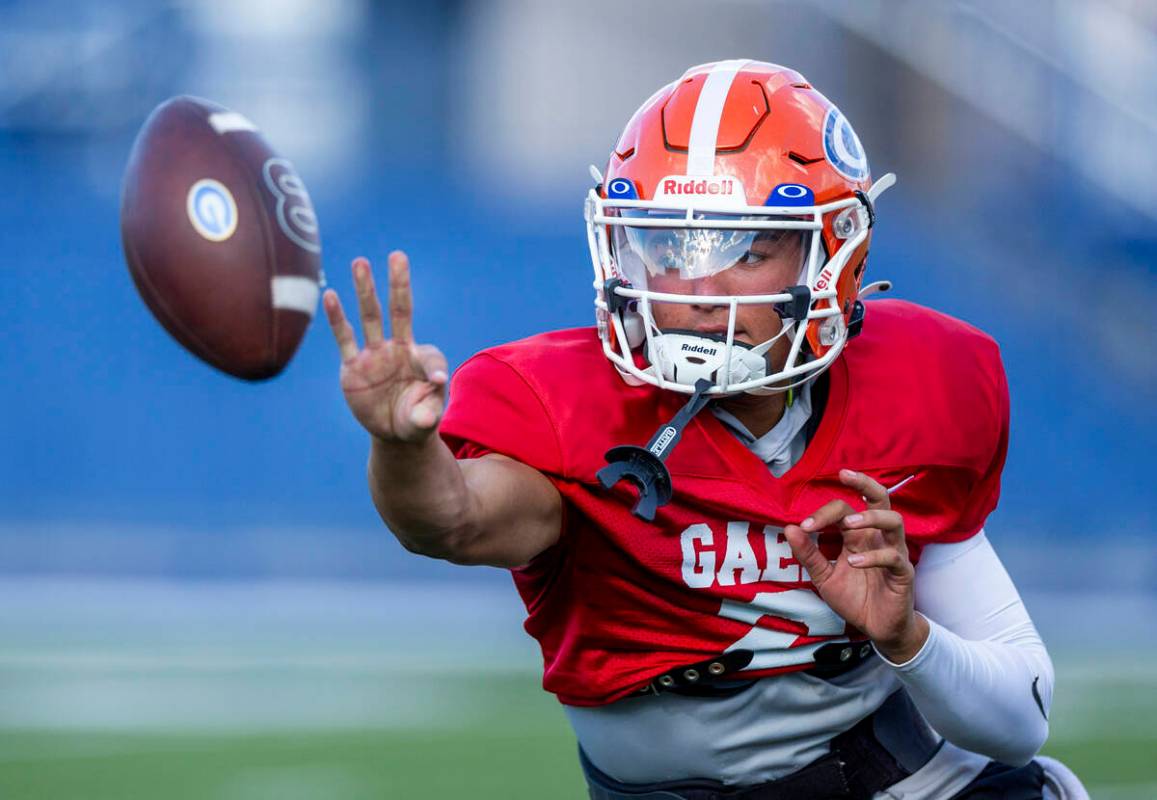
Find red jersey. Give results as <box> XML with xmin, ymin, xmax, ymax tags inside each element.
<box><xmin>439</xmin><ymin>299</ymin><xmax>1009</xmax><ymax>706</ymax></box>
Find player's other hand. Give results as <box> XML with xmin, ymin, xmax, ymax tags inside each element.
<box><xmin>784</xmin><ymin>469</ymin><xmax>929</xmax><ymax>663</ymax></box>
<box><xmin>323</xmin><ymin>252</ymin><xmax>449</xmax><ymax>444</ymax></box>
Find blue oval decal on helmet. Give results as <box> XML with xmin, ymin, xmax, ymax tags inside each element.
<box><xmin>822</xmin><ymin>107</ymin><xmax>869</xmax><ymax>181</ymax></box>
<box><xmin>764</xmin><ymin>183</ymin><xmax>815</xmax><ymax>207</ymax></box>
<box><xmin>606</xmin><ymin>178</ymin><xmax>638</xmax><ymax>200</ymax></box>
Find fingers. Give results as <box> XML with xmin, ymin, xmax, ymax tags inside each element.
<box><xmin>846</xmin><ymin>547</ymin><xmax>912</xmax><ymax>579</ymax></box>
<box><xmin>799</xmin><ymin>499</ymin><xmax>856</xmax><ymax>535</ymax></box>
<box><xmin>387</xmin><ymin>251</ymin><xmax>413</xmax><ymax>344</ymax></box>
<box><xmin>841</xmin><ymin>508</ymin><xmax>905</xmax><ymax>545</ymax></box>
<box><xmin>323</xmin><ymin>289</ymin><xmax>359</xmax><ymax>362</ymax></box>
<box><xmin>352</xmin><ymin>257</ymin><xmax>386</xmax><ymax>347</ymax></box>
<box><xmin>784</xmin><ymin>524</ymin><xmax>835</xmax><ymax>586</ymax></box>
<box><xmin>839</xmin><ymin>468</ymin><xmax>890</xmax><ymax>510</ymax></box>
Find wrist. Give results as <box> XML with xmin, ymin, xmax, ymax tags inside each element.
<box><xmin>369</xmin><ymin>430</ymin><xmax>451</xmax><ymax>490</ymax></box>
<box><xmin>370</xmin><ymin>428</ymin><xmax>440</xmax><ymax>456</ymax></box>
<box><xmin>874</xmin><ymin>613</ymin><xmax>930</xmax><ymax>665</ymax></box>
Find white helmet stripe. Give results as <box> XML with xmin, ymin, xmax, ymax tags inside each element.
<box><xmin>685</xmin><ymin>59</ymin><xmax>750</xmax><ymax>176</ymax></box>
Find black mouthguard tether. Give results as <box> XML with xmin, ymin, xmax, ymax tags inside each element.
<box><xmin>597</xmin><ymin>378</ymin><xmax>714</xmax><ymax>521</ymax></box>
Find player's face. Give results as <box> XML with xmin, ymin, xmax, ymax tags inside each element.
<box><xmin>645</xmin><ymin>228</ymin><xmax>806</xmax><ymax>370</ymax></box>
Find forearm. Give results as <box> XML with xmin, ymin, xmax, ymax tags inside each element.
<box><xmin>367</xmin><ymin>436</ymin><xmax>563</xmax><ymax>568</ymax></box>
<box><xmin>880</xmin><ymin>615</ymin><xmax>1051</xmax><ymax>765</ymax></box>
<box><xmin>880</xmin><ymin>532</ymin><xmax>1053</xmax><ymax>766</ymax></box>
<box><xmin>367</xmin><ymin>434</ymin><xmax>475</xmax><ymax>558</ymax></box>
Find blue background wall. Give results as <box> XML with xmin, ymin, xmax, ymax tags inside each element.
<box><xmin>1</xmin><ymin>0</ymin><xmax>1154</xmax><ymax>578</ymax></box>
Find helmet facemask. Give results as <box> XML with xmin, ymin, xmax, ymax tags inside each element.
<box><xmin>586</xmin><ymin>180</ymin><xmax>893</xmax><ymax>397</ymax></box>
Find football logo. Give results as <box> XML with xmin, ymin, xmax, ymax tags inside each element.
<box><xmin>262</xmin><ymin>158</ymin><xmax>321</xmax><ymax>254</ymax></box>
<box><xmin>186</xmin><ymin>179</ymin><xmax>238</xmax><ymax>242</ymax></box>
<box><xmin>822</xmin><ymin>107</ymin><xmax>869</xmax><ymax>181</ymax></box>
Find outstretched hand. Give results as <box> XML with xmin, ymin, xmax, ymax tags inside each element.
<box><xmin>323</xmin><ymin>251</ymin><xmax>449</xmax><ymax>444</ymax></box>
<box><xmin>784</xmin><ymin>469</ymin><xmax>929</xmax><ymax>662</ymax></box>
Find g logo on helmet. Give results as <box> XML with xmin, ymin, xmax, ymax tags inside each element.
<box><xmin>262</xmin><ymin>158</ymin><xmax>321</xmax><ymax>254</ymax></box>
<box><xmin>822</xmin><ymin>107</ymin><xmax>869</xmax><ymax>181</ymax></box>
<box><xmin>186</xmin><ymin>179</ymin><xmax>238</xmax><ymax>242</ymax></box>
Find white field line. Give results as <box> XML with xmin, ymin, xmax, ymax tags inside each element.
<box><xmin>0</xmin><ymin>651</ymin><xmax>1152</xmax><ymax>681</ymax></box>
<box><xmin>0</xmin><ymin>652</ymin><xmax>537</xmax><ymax>674</ymax></box>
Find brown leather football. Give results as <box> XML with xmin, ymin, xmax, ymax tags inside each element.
<box><xmin>121</xmin><ymin>95</ymin><xmax>323</xmax><ymax>380</ymax></box>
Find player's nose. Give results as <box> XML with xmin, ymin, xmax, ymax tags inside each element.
<box><xmin>687</xmin><ymin>273</ymin><xmax>730</xmax><ymax>312</ymax></box>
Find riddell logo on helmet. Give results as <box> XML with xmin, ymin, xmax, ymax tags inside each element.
<box><xmin>655</xmin><ymin>175</ymin><xmax>746</xmax><ymax>203</ymax></box>
<box><xmin>681</xmin><ymin>343</ymin><xmax>719</xmax><ymax>355</ymax></box>
<box><xmin>663</xmin><ymin>178</ymin><xmax>733</xmax><ymax>196</ymax></box>
<box><xmin>815</xmin><ymin>266</ymin><xmax>835</xmax><ymax>290</ymax></box>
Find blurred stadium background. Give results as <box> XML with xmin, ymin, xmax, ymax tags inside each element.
<box><xmin>1</xmin><ymin>0</ymin><xmax>1155</xmax><ymax>797</ymax></box>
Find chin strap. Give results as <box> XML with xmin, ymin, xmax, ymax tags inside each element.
<box><xmin>597</xmin><ymin>378</ymin><xmax>714</xmax><ymax>521</ymax></box>
<box><xmin>848</xmin><ymin>279</ymin><xmax>893</xmax><ymax>340</ymax></box>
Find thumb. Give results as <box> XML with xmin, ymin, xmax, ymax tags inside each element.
<box><xmin>784</xmin><ymin>524</ymin><xmax>834</xmax><ymax>587</ymax></box>
<box><xmin>413</xmin><ymin>344</ymin><xmax>449</xmax><ymax>386</ymax></box>
<box><xmin>392</xmin><ymin>381</ymin><xmax>444</xmax><ymax>442</ymax></box>
<box><xmin>409</xmin><ymin>391</ymin><xmax>444</xmax><ymax>432</ymax></box>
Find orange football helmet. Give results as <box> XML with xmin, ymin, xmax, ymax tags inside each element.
<box><xmin>586</xmin><ymin>60</ymin><xmax>895</xmax><ymax>395</ymax></box>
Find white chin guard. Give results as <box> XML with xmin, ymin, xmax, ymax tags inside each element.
<box><xmin>646</xmin><ymin>332</ymin><xmax>774</xmax><ymax>388</ymax></box>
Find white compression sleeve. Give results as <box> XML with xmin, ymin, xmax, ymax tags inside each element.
<box><xmin>878</xmin><ymin>531</ymin><xmax>1053</xmax><ymax>766</ymax></box>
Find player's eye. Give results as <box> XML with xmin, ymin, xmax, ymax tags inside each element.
<box><xmin>735</xmin><ymin>232</ymin><xmax>787</xmax><ymax>265</ymax></box>
<box><xmin>754</xmin><ymin>230</ymin><xmax>788</xmax><ymax>247</ymax></box>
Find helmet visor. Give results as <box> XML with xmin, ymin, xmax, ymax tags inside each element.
<box><xmin>610</xmin><ymin>210</ymin><xmax>811</xmax><ymax>293</ymax></box>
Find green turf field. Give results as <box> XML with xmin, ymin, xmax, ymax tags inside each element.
<box><xmin>0</xmin><ymin>579</ymin><xmax>1153</xmax><ymax>799</ymax></box>
<box><xmin>0</xmin><ymin>674</ymin><xmax>586</xmax><ymax>800</ymax></box>
<box><xmin>2</xmin><ymin>665</ymin><xmax>1156</xmax><ymax>799</ymax></box>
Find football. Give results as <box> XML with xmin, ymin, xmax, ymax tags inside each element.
<box><xmin>120</xmin><ymin>95</ymin><xmax>323</xmax><ymax>380</ymax></box>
